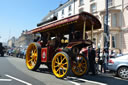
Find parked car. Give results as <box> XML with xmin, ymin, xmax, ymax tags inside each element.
<box><xmin>7</xmin><ymin>48</ymin><xmax>14</xmax><ymax>56</ymax></box>
<box><xmin>108</xmin><ymin>54</ymin><xmax>128</xmax><ymax>79</ymax></box>
<box><xmin>19</xmin><ymin>47</ymin><xmax>26</xmax><ymax>59</ymax></box>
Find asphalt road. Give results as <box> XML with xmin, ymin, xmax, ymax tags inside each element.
<box><xmin>0</xmin><ymin>55</ymin><xmax>128</xmax><ymax>85</ymax></box>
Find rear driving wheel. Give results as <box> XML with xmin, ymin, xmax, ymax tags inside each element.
<box><xmin>52</xmin><ymin>52</ymin><xmax>70</xmax><ymax>78</ymax></box>
<box><xmin>26</xmin><ymin>43</ymin><xmax>41</xmax><ymax>71</ymax></box>
<box><xmin>71</xmin><ymin>54</ymin><xmax>88</xmax><ymax>77</ymax></box>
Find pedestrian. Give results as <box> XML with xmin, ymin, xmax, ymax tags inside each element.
<box><xmin>101</xmin><ymin>49</ymin><xmax>107</xmax><ymax>73</ymax></box>
<box><xmin>95</xmin><ymin>47</ymin><xmax>100</xmax><ymax>74</ymax></box>
<box><xmin>99</xmin><ymin>50</ymin><xmax>104</xmax><ymax>73</ymax></box>
<box><xmin>88</xmin><ymin>46</ymin><xmax>96</xmax><ymax>75</ymax></box>
<box><xmin>116</xmin><ymin>49</ymin><xmax>123</xmax><ymax>57</ymax></box>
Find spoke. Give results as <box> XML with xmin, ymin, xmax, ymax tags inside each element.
<box><xmin>77</xmin><ymin>59</ymin><xmax>80</xmax><ymax>64</ymax></box>
<box><xmin>62</xmin><ymin>68</ymin><xmax>65</xmax><ymax>74</ymax></box>
<box><xmin>126</xmin><ymin>70</ymin><xmax>128</xmax><ymax>74</ymax></box>
<box><xmin>55</xmin><ymin>61</ymin><xmax>59</xmax><ymax>64</ymax></box>
<box><xmin>32</xmin><ymin>50</ymin><xmax>34</xmax><ymax>54</ymax></box>
<box><xmin>79</xmin><ymin>67</ymin><xmax>83</xmax><ymax>72</ymax></box>
<box><xmin>54</xmin><ymin>64</ymin><xmax>59</xmax><ymax>68</ymax></box>
<box><xmin>33</xmin><ymin>58</ymin><xmax>36</xmax><ymax>64</ymax></box>
<box><xmin>35</xmin><ymin>57</ymin><xmax>37</xmax><ymax>61</ymax></box>
<box><xmin>81</xmin><ymin>58</ymin><xmax>85</xmax><ymax>63</ymax></box>
<box><xmin>32</xmin><ymin>49</ymin><xmax>36</xmax><ymax>54</ymax></box>
<box><xmin>56</xmin><ymin>57</ymin><xmax>59</xmax><ymax>63</ymax></box>
<box><xmin>61</xmin><ymin>58</ymin><xmax>65</xmax><ymax>63</ymax></box>
<box><xmin>62</xmin><ymin>62</ymin><xmax>68</xmax><ymax>65</ymax></box>
<box><xmin>28</xmin><ymin>59</ymin><xmax>33</xmax><ymax>63</ymax></box>
<box><xmin>60</xmin><ymin>56</ymin><xmax>63</xmax><ymax>61</ymax></box>
<box><xmin>62</xmin><ymin>66</ymin><xmax>67</xmax><ymax>70</ymax></box>
<box><xmin>59</xmin><ymin>69</ymin><xmax>61</xmax><ymax>75</ymax></box>
<box><xmin>34</xmin><ymin>53</ymin><xmax>37</xmax><ymax>57</ymax></box>
<box><xmin>56</xmin><ymin>67</ymin><xmax>60</xmax><ymax>72</ymax></box>
<box><xmin>62</xmin><ymin>67</ymin><xmax>65</xmax><ymax>74</ymax></box>
<box><xmin>72</xmin><ymin>65</ymin><xmax>77</xmax><ymax>70</ymax></box>
<box><xmin>34</xmin><ymin>50</ymin><xmax>36</xmax><ymax>53</ymax></box>
<box><xmin>30</xmin><ymin>55</ymin><xmax>33</xmax><ymax>58</ymax></box>
<box><xmin>120</xmin><ymin>71</ymin><xmax>123</xmax><ymax>74</ymax></box>
<box><xmin>77</xmin><ymin>67</ymin><xmax>81</xmax><ymax>73</ymax></box>
<box><xmin>31</xmin><ymin>55</ymin><xmax>34</xmax><ymax>60</ymax></box>
<box><xmin>31</xmin><ymin>61</ymin><xmax>35</xmax><ymax>66</ymax></box>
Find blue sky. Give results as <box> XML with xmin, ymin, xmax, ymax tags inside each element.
<box><xmin>0</xmin><ymin>0</ymin><xmax>68</xmax><ymax>42</ymax></box>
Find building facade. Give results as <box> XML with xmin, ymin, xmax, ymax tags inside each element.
<box><xmin>7</xmin><ymin>37</ymin><xmax>16</xmax><ymax>48</ymax></box>
<box><xmin>39</xmin><ymin>0</ymin><xmax>128</xmax><ymax>54</ymax></box>
<box><xmin>15</xmin><ymin>31</ymin><xmax>34</xmax><ymax>48</ymax></box>
<box><xmin>7</xmin><ymin>31</ymin><xmax>34</xmax><ymax>48</ymax></box>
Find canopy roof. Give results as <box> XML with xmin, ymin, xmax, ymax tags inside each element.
<box><xmin>27</xmin><ymin>12</ymin><xmax>101</xmax><ymax>35</ymax></box>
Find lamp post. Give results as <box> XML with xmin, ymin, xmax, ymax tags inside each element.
<box><xmin>74</xmin><ymin>0</ymin><xmax>75</xmax><ymax>15</ymax></box>
<box><xmin>104</xmin><ymin>0</ymin><xmax>109</xmax><ymax>65</ymax></box>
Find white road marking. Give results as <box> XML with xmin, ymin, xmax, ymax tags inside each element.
<box><xmin>64</xmin><ymin>78</ymin><xmax>80</xmax><ymax>85</ymax></box>
<box><xmin>0</xmin><ymin>79</ymin><xmax>12</xmax><ymax>81</ymax></box>
<box><xmin>113</xmin><ymin>76</ymin><xmax>128</xmax><ymax>81</ymax></box>
<box><xmin>68</xmin><ymin>81</ymin><xmax>80</xmax><ymax>85</ymax></box>
<box><xmin>5</xmin><ymin>74</ymin><xmax>32</xmax><ymax>85</ymax></box>
<box><xmin>66</xmin><ymin>76</ymin><xmax>107</xmax><ymax>85</ymax></box>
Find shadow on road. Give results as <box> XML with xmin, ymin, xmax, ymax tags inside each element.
<box><xmin>0</xmin><ymin>55</ymin><xmax>9</xmax><ymax>57</ymax></box>
<box><xmin>36</xmin><ymin>67</ymin><xmax>128</xmax><ymax>85</ymax></box>
<box><xmin>67</xmin><ymin>73</ymin><xmax>128</xmax><ymax>85</ymax></box>
<box><xmin>37</xmin><ymin>67</ymin><xmax>53</xmax><ymax>75</ymax></box>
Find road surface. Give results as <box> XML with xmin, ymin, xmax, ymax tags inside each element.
<box><xmin>0</xmin><ymin>56</ymin><xmax>128</xmax><ymax>85</ymax></box>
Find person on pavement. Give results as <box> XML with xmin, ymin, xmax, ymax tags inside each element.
<box><xmin>88</xmin><ymin>46</ymin><xmax>96</xmax><ymax>75</ymax></box>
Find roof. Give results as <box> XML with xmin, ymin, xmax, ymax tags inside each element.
<box><xmin>41</xmin><ymin>0</ymin><xmax>73</xmax><ymax>22</ymax></box>
<box><xmin>27</xmin><ymin>12</ymin><xmax>101</xmax><ymax>35</ymax></box>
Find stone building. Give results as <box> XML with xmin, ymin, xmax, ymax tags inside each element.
<box><xmin>15</xmin><ymin>30</ymin><xmax>34</xmax><ymax>48</ymax></box>
<box><xmin>7</xmin><ymin>37</ymin><xmax>16</xmax><ymax>48</ymax></box>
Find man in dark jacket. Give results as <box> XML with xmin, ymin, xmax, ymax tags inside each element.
<box><xmin>88</xmin><ymin>46</ymin><xmax>96</xmax><ymax>75</ymax></box>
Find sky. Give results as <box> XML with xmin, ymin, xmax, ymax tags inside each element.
<box><xmin>0</xmin><ymin>0</ymin><xmax>68</xmax><ymax>43</ymax></box>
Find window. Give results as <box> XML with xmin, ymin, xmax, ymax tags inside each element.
<box><xmin>112</xmin><ymin>13</ymin><xmax>117</xmax><ymax>27</ymax></box>
<box><xmin>112</xmin><ymin>35</ymin><xmax>116</xmax><ymax>48</ymax></box>
<box><xmin>90</xmin><ymin>0</ymin><xmax>95</xmax><ymax>2</ymax></box>
<box><xmin>108</xmin><ymin>0</ymin><xmax>113</xmax><ymax>7</ymax></box>
<box><xmin>68</xmin><ymin>13</ymin><xmax>72</xmax><ymax>16</ymax></box>
<box><xmin>79</xmin><ymin>8</ymin><xmax>84</xmax><ymax>13</ymax></box>
<box><xmin>68</xmin><ymin>5</ymin><xmax>72</xmax><ymax>12</ymax></box>
<box><xmin>90</xmin><ymin>3</ymin><xmax>96</xmax><ymax>13</ymax></box>
<box><xmin>55</xmin><ymin>13</ymin><xmax>58</xmax><ymax>18</ymax></box>
<box><xmin>62</xmin><ymin>9</ymin><xmax>64</xmax><ymax>15</ymax></box>
<box><xmin>79</xmin><ymin>0</ymin><xmax>84</xmax><ymax>6</ymax></box>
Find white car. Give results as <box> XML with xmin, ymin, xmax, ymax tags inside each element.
<box><xmin>108</xmin><ymin>54</ymin><xmax>128</xmax><ymax>79</ymax></box>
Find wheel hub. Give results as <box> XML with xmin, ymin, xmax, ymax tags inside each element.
<box><xmin>120</xmin><ymin>68</ymin><xmax>128</xmax><ymax>78</ymax></box>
